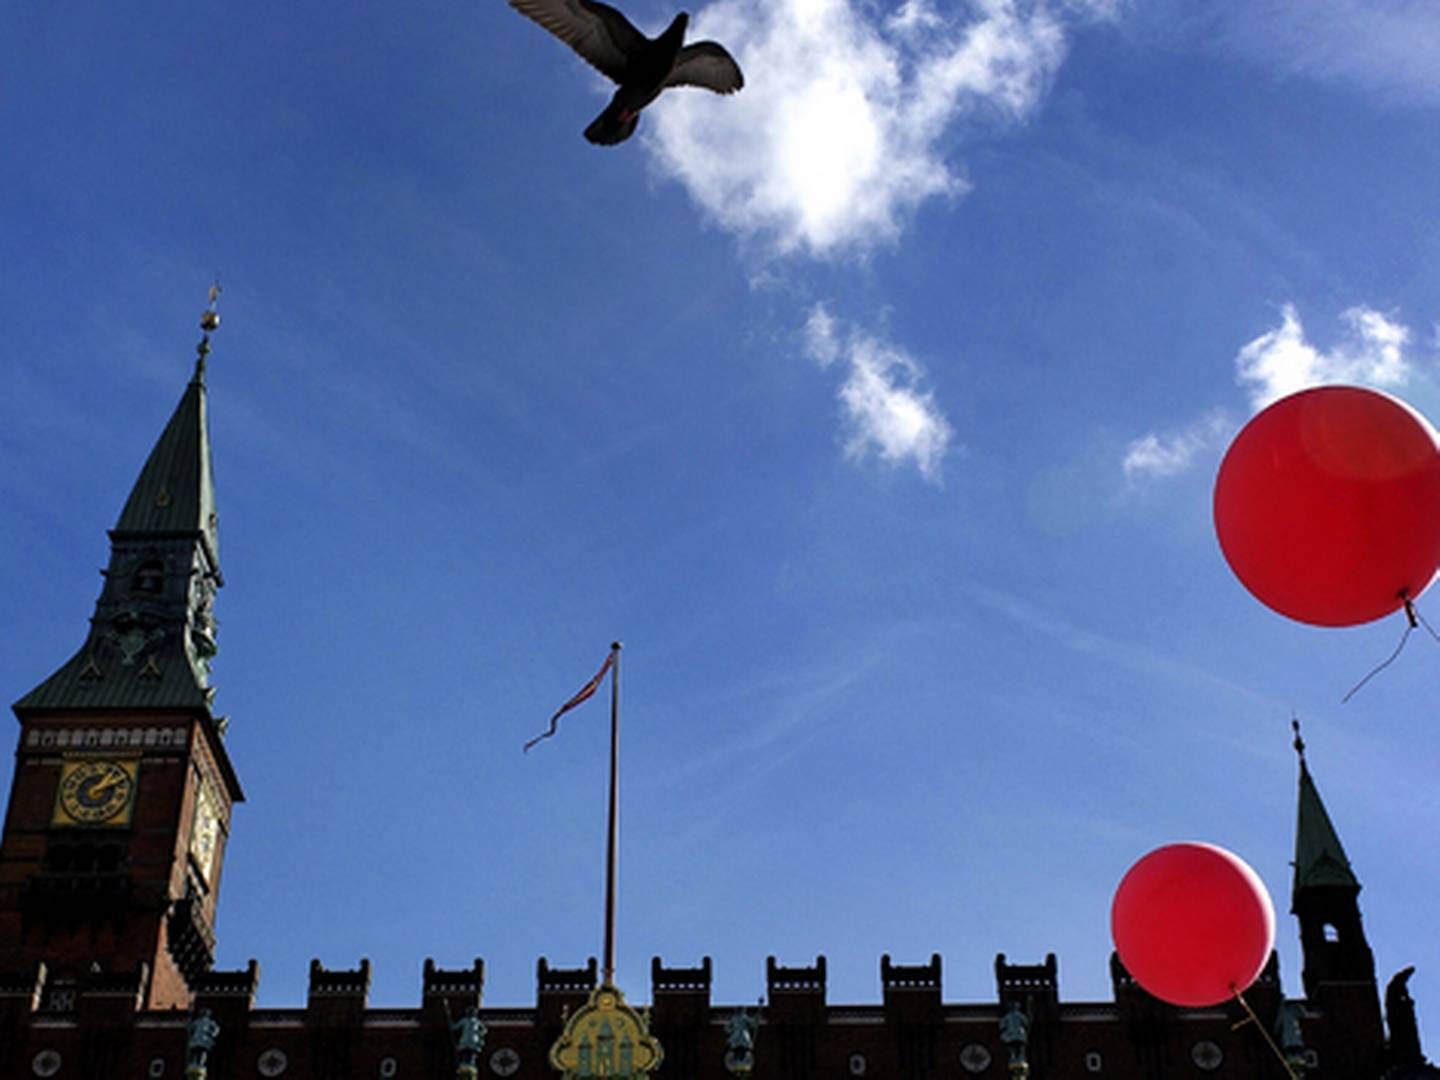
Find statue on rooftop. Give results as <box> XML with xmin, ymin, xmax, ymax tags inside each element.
<box><xmin>1275</xmin><ymin>1000</ymin><xmax>1305</xmax><ymax>1053</ymax></box>
<box><xmin>1274</xmin><ymin>999</ymin><xmax>1308</xmax><ymax>1077</ymax></box>
<box><xmin>999</xmin><ymin>1001</ymin><xmax>1030</xmax><ymax>1073</ymax></box>
<box><xmin>186</xmin><ymin>1007</ymin><xmax>220</xmax><ymax>1078</ymax></box>
<box><xmin>725</xmin><ymin>1005</ymin><xmax>760</xmax><ymax>1075</ymax></box>
<box><xmin>454</xmin><ymin>1007</ymin><xmax>487</xmax><ymax>1079</ymax></box>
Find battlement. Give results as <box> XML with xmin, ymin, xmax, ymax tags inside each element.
<box><xmin>652</xmin><ymin>954</ymin><xmax>712</xmax><ymax>994</ymax></box>
<box><xmin>0</xmin><ymin>950</ymin><xmax>1374</xmax><ymax>1079</ymax></box>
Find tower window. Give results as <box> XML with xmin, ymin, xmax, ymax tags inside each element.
<box><xmin>1323</xmin><ymin>923</ymin><xmax>1339</xmax><ymax>943</ymax></box>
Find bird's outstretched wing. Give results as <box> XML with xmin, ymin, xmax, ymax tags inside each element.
<box><xmin>664</xmin><ymin>41</ymin><xmax>744</xmax><ymax>93</ymax></box>
<box><xmin>508</xmin><ymin>0</ymin><xmax>645</xmax><ymax>84</ymax></box>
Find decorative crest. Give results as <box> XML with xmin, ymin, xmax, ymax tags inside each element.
<box><xmin>549</xmin><ymin>983</ymin><xmax>663</xmax><ymax>1080</ymax></box>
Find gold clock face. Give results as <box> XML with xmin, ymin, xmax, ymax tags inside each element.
<box><xmin>55</xmin><ymin>760</ymin><xmax>137</xmax><ymax>826</ymax></box>
<box><xmin>189</xmin><ymin>780</ymin><xmax>221</xmax><ymax>881</ymax></box>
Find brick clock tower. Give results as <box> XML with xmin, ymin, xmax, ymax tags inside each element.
<box><xmin>0</xmin><ymin>312</ymin><xmax>242</xmax><ymax>1012</ymax></box>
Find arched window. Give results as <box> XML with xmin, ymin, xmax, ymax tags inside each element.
<box><xmin>1323</xmin><ymin>923</ymin><xmax>1340</xmax><ymax>943</ymax></box>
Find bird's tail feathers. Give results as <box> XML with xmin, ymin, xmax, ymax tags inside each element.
<box><xmin>585</xmin><ymin>102</ymin><xmax>639</xmax><ymax>146</ymax></box>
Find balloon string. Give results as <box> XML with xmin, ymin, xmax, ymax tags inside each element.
<box><xmin>1341</xmin><ymin>603</ymin><xmax>1415</xmax><ymax>705</ymax></box>
<box><xmin>1412</xmin><ymin>600</ymin><xmax>1440</xmax><ymax>645</ymax></box>
<box><xmin>1230</xmin><ymin>989</ymin><xmax>1301</xmax><ymax>1079</ymax></box>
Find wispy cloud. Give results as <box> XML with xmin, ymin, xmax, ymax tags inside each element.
<box><xmin>1212</xmin><ymin>0</ymin><xmax>1440</xmax><ymax>106</ymax></box>
<box><xmin>803</xmin><ymin>304</ymin><xmax>954</xmax><ymax>481</ymax></box>
<box><xmin>1124</xmin><ymin>304</ymin><xmax>1421</xmax><ymax>482</ymax></box>
<box><xmin>648</xmin><ymin>0</ymin><xmax>1110</xmax><ymax>258</ymax></box>
<box><xmin>965</xmin><ymin>580</ymin><xmax>1276</xmax><ymax>716</ymax></box>
<box><xmin>1122</xmin><ymin>408</ymin><xmax>1232</xmax><ymax>482</ymax></box>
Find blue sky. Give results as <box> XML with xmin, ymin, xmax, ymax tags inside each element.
<box><xmin>3</xmin><ymin>0</ymin><xmax>1438</xmax><ymax>1041</ymax></box>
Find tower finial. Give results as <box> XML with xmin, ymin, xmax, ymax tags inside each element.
<box><xmin>195</xmin><ymin>279</ymin><xmax>222</xmax><ymax>378</ymax></box>
<box><xmin>1291</xmin><ymin>715</ymin><xmax>1306</xmax><ymax>764</ymax></box>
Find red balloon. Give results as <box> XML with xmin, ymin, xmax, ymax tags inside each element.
<box><xmin>1111</xmin><ymin>842</ymin><xmax>1275</xmax><ymax>1008</ymax></box>
<box><xmin>1214</xmin><ymin>385</ymin><xmax>1440</xmax><ymax>626</ymax></box>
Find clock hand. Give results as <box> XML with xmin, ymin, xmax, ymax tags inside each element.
<box><xmin>88</xmin><ymin>771</ymin><xmax>122</xmax><ymax>797</ymax></box>
<box><xmin>90</xmin><ymin>771</ymin><xmax>118</xmax><ymax>800</ymax></box>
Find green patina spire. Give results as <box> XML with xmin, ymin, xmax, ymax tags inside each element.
<box><xmin>113</xmin><ymin>351</ymin><xmax>220</xmax><ymax>569</ymax></box>
<box><xmin>1290</xmin><ymin>720</ymin><xmax>1360</xmax><ymax>903</ymax></box>
<box><xmin>15</xmin><ymin>290</ymin><xmax>225</xmax><ymax>715</ymax></box>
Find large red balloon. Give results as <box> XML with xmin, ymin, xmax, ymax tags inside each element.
<box><xmin>1111</xmin><ymin>842</ymin><xmax>1275</xmax><ymax>1008</ymax></box>
<box><xmin>1214</xmin><ymin>385</ymin><xmax>1440</xmax><ymax>627</ymax></box>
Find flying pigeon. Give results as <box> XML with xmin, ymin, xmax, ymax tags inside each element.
<box><xmin>508</xmin><ymin>0</ymin><xmax>744</xmax><ymax>145</ymax></box>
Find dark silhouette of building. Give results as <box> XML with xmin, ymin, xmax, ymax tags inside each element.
<box><xmin>0</xmin><ymin>329</ymin><xmax>1431</xmax><ymax>1078</ymax></box>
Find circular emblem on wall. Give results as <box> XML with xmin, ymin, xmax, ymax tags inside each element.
<box><xmin>959</xmin><ymin>1043</ymin><xmax>992</xmax><ymax>1073</ymax></box>
<box><xmin>1191</xmin><ymin>1040</ymin><xmax>1223</xmax><ymax>1071</ymax></box>
<box><xmin>32</xmin><ymin>1050</ymin><xmax>62</xmax><ymax>1078</ymax></box>
<box><xmin>1084</xmin><ymin>1050</ymin><xmax>1103</xmax><ymax>1073</ymax></box>
<box><xmin>149</xmin><ymin>1059</ymin><xmax>167</xmax><ymax>1078</ymax></box>
<box><xmin>490</xmin><ymin>1047</ymin><xmax>521</xmax><ymax>1076</ymax></box>
<box><xmin>849</xmin><ymin>1052</ymin><xmax>867</xmax><ymax>1076</ymax></box>
<box><xmin>379</xmin><ymin>1057</ymin><xmax>398</xmax><ymax>1078</ymax></box>
<box><xmin>257</xmin><ymin>1048</ymin><xmax>289</xmax><ymax>1076</ymax></box>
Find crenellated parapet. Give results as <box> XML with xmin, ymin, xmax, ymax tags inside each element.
<box><xmin>0</xmin><ymin>951</ymin><xmax>1390</xmax><ymax>1079</ymax></box>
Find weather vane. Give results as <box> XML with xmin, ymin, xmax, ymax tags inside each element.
<box><xmin>196</xmin><ymin>279</ymin><xmax>222</xmax><ymax>374</ymax></box>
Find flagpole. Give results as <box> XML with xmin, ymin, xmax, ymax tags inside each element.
<box><xmin>602</xmin><ymin>640</ymin><xmax>622</xmax><ymax>987</ymax></box>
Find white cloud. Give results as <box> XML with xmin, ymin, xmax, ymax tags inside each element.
<box><xmin>1122</xmin><ymin>409</ymin><xmax>1232</xmax><ymax>482</ymax></box>
<box><xmin>1124</xmin><ymin>304</ymin><xmax>1420</xmax><ymax>482</ymax></box>
<box><xmin>647</xmin><ymin>0</ymin><xmax>1105</xmax><ymax>257</ymax></box>
<box><xmin>803</xmin><ymin>304</ymin><xmax>954</xmax><ymax>480</ymax></box>
<box><xmin>1235</xmin><ymin>303</ymin><xmax>1412</xmax><ymax>411</ymax></box>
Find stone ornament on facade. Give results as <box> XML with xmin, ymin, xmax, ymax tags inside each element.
<box><xmin>1190</xmin><ymin>1040</ymin><xmax>1223</xmax><ymax>1070</ymax></box>
<box><xmin>549</xmin><ymin>984</ymin><xmax>663</xmax><ymax>1079</ymax></box>
<box><xmin>848</xmin><ymin>1052</ymin><xmax>867</xmax><ymax>1076</ymax></box>
<box><xmin>490</xmin><ymin>1047</ymin><xmax>521</xmax><ymax>1076</ymax></box>
<box><xmin>379</xmin><ymin>1057</ymin><xmax>398</xmax><ymax>1078</ymax></box>
<box><xmin>959</xmin><ymin>1043</ymin><xmax>992</xmax><ymax>1073</ymax></box>
<box><xmin>31</xmin><ymin>1050</ymin><xmax>62</xmax><ymax>1078</ymax></box>
<box><xmin>257</xmin><ymin>1048</ymin><xmax>288</xmax><ymax>1076</ymax></box>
